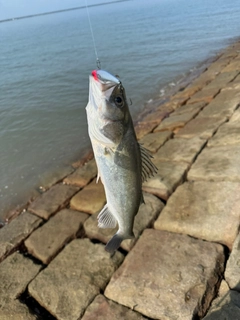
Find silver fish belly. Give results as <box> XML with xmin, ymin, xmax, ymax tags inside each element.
<box><xmin>86</xmin><ymin>69</ymin><xmax>157</xmax><ymax>254</ymax></box>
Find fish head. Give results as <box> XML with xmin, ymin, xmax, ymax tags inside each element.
<box><xmin>88</xmin><ymin>69</ymin><xmax>129</xmax><ymax>123</ymax></box>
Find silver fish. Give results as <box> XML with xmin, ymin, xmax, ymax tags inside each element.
<box><xmin>86</xmin><ymin>69</ymin><xmax>157</xmax><ymax>254</ymax></box>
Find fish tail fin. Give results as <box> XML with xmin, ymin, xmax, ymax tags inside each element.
<box><xmin>105</xmin><ymin>232</ymin><xmax>134</xmax><ymax>254</ymax></box>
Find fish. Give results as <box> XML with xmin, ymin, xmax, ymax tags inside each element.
<box><xmin>86</xmin><ymin>69</ymin><xmax>157</xmax><ymax>254</ymax></box>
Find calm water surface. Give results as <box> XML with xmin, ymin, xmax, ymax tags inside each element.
<box><xmin>1</xmin><ymin>0</ymin><xmax>240</xmax><ymax>220</ymax></box>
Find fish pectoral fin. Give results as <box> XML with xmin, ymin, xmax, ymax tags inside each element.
<box><xmin>97</xmin><ymin>205</ymin><xmax>117</xmax><ymax>229</ymax></box>
<box><xmin>139</xmin><ymin>143</ymin><xmax>158</xmax><ymax>182</ymax></box>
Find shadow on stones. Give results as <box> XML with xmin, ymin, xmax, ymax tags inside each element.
<box><xmin>19</xmin><ymin>290</ymin><xmax>56</xmax><ymax>320</ymax></box>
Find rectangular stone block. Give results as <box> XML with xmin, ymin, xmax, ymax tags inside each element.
<box><xmin>154</xmin><ymin>181</ymin><xmax>240</xmax><ymax>249</ymax></box>
<box><xmin>84</xmin><ymin>193</ymin><xmax>164</xmax><ymax>251</ymax></box>
<box><xmin>0</xmin><ymin>252</ymin><xmax>41</xmax><ymax>305</ymax></box>
<box><xmin>208</xmin><ymin>121</ymin><xmax>240</xmax><ymax>147</ymax></box>
<box><xmin>70</xmin><ymin>179</ymin><xmax>106</xmax><ymax>214</ymax></box>
<box><xmin>176</xmin><ymin>115</ymin><xmax>226</xmax><ymax>139</ymax></box>
<box><xmin>143</xmin><ymin>160</ymin><xmax>188</xmax><ymax>200</ymax></box>
<box><xmin>28</xmin><ymin>239</ymin><xmax>124</xmax><ymax>320</ymax></box>
<box><xmin>154</xmin><ymin>136</ymin><xmax>206</xmax><ymax>164</ymax></box>
<box><xmin>105</xmin><ymin>229</ymin><xmax>225</xmax><ymax>320</ymax></box>
<box><xmin>203</xmin><ymin>71</ymin><xmax>239</xmax><ymax>89</ymax></box>
<box><xmin>64</xmin><ymin>159</ymin><xmax>97</xmax><ymax>187</ymax></box>
<box><xmin>28</xmin><ymin>184</ymin><xmax>79</xmax><ymax>219</ymax></box>
<box><xmin>82</xmin><ymin>295</ymin><xmax>146</xmax><ymax>320</ymax></box>
<box><xmin>187</xmin><ymin>87</ymin><xmax>220</xmax><ymax>104</ymax></box>
<box><xmin>174</xmin><ymin>101</ymin><xmax>206</xmax><ymax>116</ymax></box>
<box><xmin>25</xmin><ymin>209</ymin><xmax>88</xmax><ymax>264</ymax></box>
<box><xmin>139</xmin><ymin>131</ymin><xmax>172</xmax><ymax>153</ymax></box>
<box><xmin>188</xmin><ymin>145</ymin><xmax>240</xmax><ymax>182</ymax></box>
<box><xmin>0</xmin><ymin>212</ymin><xmax>42</xmax><ymax>261</ymax></box>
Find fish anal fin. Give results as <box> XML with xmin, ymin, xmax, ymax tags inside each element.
<box><xmin>139</xmin><ymin>143</ymin><xmax>158</xmax><ymax>182</ymax></box>
<box><xmin>97</xmin><ymin>205</ymin><xmax>117</xmax><ymax>229</ymax></box>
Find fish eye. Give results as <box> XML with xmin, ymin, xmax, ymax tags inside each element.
<box><xmin>114</xmin><ymin>96</ymin><xmax>124</xmax><ymax>107</ymax></box>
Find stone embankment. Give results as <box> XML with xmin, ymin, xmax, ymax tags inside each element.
<box><xmin>1</xmin><ymin>41</ymin><xmax>240</xmax><ymax>319</ymax></box>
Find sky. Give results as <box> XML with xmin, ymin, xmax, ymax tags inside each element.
<box><xmin>0</xmin><ymin>0</ymin><xmax>116</xmax><ymax>19</ymax></box>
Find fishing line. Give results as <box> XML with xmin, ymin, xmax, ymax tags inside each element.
<box><xmin>85</xmin><ymin>0</ymin><xmax>101</xmax><ymax>69</ymax></box>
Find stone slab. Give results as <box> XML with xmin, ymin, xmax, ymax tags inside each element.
<box><xmin>28</xmin><ymin>239</ymin><xmax>124</xmax><ymax>320</ymax></box>
<box><xmin>63</xmin><ymin>159</ymin><xmax>97</xmax><ymax>187</ymax></box>
<box><xmin>229</xmin><ymin>107</ymin><xmax>240</xmax><ymax>122</ymax></box>
<box><xmin>154</xmin><ymin>181</ymin><xmax>240</xmax><ymax>249</ymax></box>
<box><xmin>187</xmin><ymin>87</ymin><xmax>220</xmax><ymax>104</ymax></box>
<box><xmin>81</xmin><ymin>295</ymin><xmax>146</xmax><ymax>320</ymax></box>
<box><xmin>143</xmin><ymin>160</ymin><xmax>188</xmax><ymax>200</ymax></box>
<box><xmin>28</xmin><ymin>184</ymin><xmax>79</xmax><ymax>220</ymax></box>
<box><xmin>25</xmin><ymin>209</ymin><xmax>89</xmax><ymax>264</ymax></box>
<box><xmin>154</xmin><ymin>109</ymin><xmax>199</xmax><ymax>132</ymax></box>
<box><xmin>221</xmin><ymin>59</ymin><xmax>240</xmax><ymax>72</ymax></box>
<box><xmin>0</xmin><ymin>300</ymin><xmax>37</xmax><ymax>320</ymax></box>
<box><xmin>188</xmin><ymin>145</ymin><xmax>240</xmax><ymax>182</ymax></box>
<box><xmin>139</xmin><ymin>131</ymin><xmax>172</xmax><ymax>153</ymax></box>
<box><xmin>70</xmin><ymin>179</ymin><xmax>106</xmax><ymax>214</ymax></box>
<box><xmin>173</xmin><ymin>101</ymin><xmax>206</xmax><ymax>116</ymax></box>
<box><xmin>0</xmin><ymin>252</ymin><xmax>41</xmax><ymax>305</ymax></box>
<box><xmin>203</xmin><ymin>290</ymin><xmax>240</xmax><ymax>320</ymax></box>
<box><xmin>225</xmin><ymin>233</ymin><xmax>240</xmax><ymax>291</ymax></box>
<box><xmin>208</xmin><ymin>121</ymin><xmax>240</xmax><ymax>147</ymax></box>
<box><xmin>154</xmin><ymin>136</ymin><xmax>206</xmax><ymax>164</ymax></box>
<box><xmin>84</xmin><ymin>193</ymin><xmax>164</xmax><ymax>251</ymax></box>
<box><xmin>0</xmin><ymin>212</ymin><xmax>42</xmax><ymax>261</ymax></box>
<box><xmin>203</xmin><ymin>71</ymin><xmax>239</xmax><ymax>89</ymax></box>
<box><xmin>134</xmin><ymin>121</ymin><xmax>158</xmax><ymax>140</ymax></box>
<box><xmin>197</xmin><ymin>88</ymin><xmax>240</xmax><ymax>119</ymax></box>
<box><xmin>105</xmin><ymin>229</ymin><xmax>225</xmax><ymax>320</ymax></box>
<box><xmin>176</xmin><ymin>115</ymin><xmax>226</xmax><ymax>139</ymax></box>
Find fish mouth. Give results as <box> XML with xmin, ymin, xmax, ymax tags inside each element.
<box><xmin>91</xmin><ymin>69</ymin><xmax>121</xmax><ymax>91</ymax></box>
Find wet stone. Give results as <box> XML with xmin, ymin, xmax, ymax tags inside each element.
<box><xmin>203</xmin><ymin>290</ymin><xmax>240</xmax><ymax>320</ymax></box>
<box><xmin>28</xmin><ymin>239</ymin><xmax>124</xmax><ymax>320</ymax></box>
<box><xmin>154</xmin><ymin>136</ymin><xmax>206</xmax><ymax>164</ymax></box>
<box><xmin>143</xmin><ymin>160</ymin><xmax>188</xmax><ymax>200</ymax></box>
<box><xmin>208</xmin><ymin>121</ymin><xmax>240</xmax><ymax>147</ymax></box>
<box><xmin>81</xmin><ymin>295</ymin><xmax>146</xmax><ymax>320</ymax></box>
<box><xmin>70</xmin><ymin>179</ymin><xmax>106</xmax><ymax>214</ymax></box>
<box><xmin>187</xmin><ymin>87</ymin><xmax>220</xmax><ymax>104</ymax></box>
<box><xmin>84</xmin><ymin>193</ymin><xmax>164</xmax><ymax>251</ymax></box>
<box><xmin>225</xmin><ymin>233</ymin><xmax>240</xmax><ymax>291</ymax></box>
<box><xmin>139</xmin><ymin>131</ymin><xmax>172</xmax><ymax>153</ymax></box>
<box><xmin>188</xmin><ymin>145</ymin><xmax>240</xmax><ymax>182</ymax></box>
<box><xmin>0</xmin><ymin>300</ymin><xmax>37</xmax><ymax>320</ymax></box>
<box><xmin>64</xmin><ymin>159</ymin><xmax>97</xmax><ymax>187</ymax></box>
<box><xmin>154</xmin><ymin>181</ymin><xmax>240</xmax><ymax>249</ymax></box>
<box><xmin>197</xmin><ymin>88</ymin><xmax>240</xmax><ymax>119</ymax></box>
<box><xmin>0</xmin><ymin>252</ymin><xmax>41</xmax><ymax>305</ymax></box>
<box><xmin>25</xmin><ymin>209</ymin><xmax>88</xmax><ymax>264</ymax></box>
<box><xmin>176</xmin><ymin>115</ymin><xmax>226</xmax><ymax>139</ymax></box>
<box><xmin>28</xmin><ymin>184</ymin><xmax>79</xmax><ymax>220</ymax></box>
<box><xmin>105</xmin><ymin>229</ymin><xmax>225</xmax><ymax>320</ymax></box>
<box><xmin>0</xmin><ymin>211</ymin><xmax>42</xmax><ymax>261</ymax></box>
<box><xmin>154</xmin><ymin>109</ymin><xmax>199</xmax><ymax>132</ymax></box>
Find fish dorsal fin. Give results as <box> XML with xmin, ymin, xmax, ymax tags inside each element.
<box><xmin>97</xmin><ymin>205</ymin><xmax>117</xmax><ymax>229</ymax></box>
<box><xmin>139</xmin><ymin>143</ymin><xmax>158</xmax><ymax>182</ymax></box>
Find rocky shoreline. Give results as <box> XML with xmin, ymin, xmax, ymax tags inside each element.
<box><xmin>1</xmin><ymin>40</ymin><xmax>240</xmax><ymax>319</ymax></box>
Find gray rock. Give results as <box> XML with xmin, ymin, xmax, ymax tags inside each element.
<box><xmin>84</xmin><ymin>193</ymin><xmax>164</xmax><ymax>251</ymax></box>
<box><xmin>188</xmin><ymin>145</ymin><xmax>240</xmax><ymax>182</ymax></box>
<box><xmin>70</xmin><ymin>179</ymin><xmax>106</xmax><ymax>214</ymax></box>
<box><xmin>105</xmin><ymin>229</ymin><xmax>225</xmax><ymax>320</ymax></box>
<box><xmin>0</xmin><ymin>252</ymin><xmax>41</xmax><ymax>305</ymax></box>
<box><xmin>28</xmin><ymin>184</ymin><xmax>79</xmax><ymax>219</ymax></box>
<box><xmin>0</xmin><ymin>212</ymin><xmax>42</xmax><ymax>261</ymax></box>
<box><xmin>25</xmin><ymin>209</ymin><xmax>89</xmax><ymax>264</ymax></box>
<box><xmin>139</xmin><ymin>131</ymin><xmax>172</xmax><ymax>153</ymax></box>
<box><xmin>64</xmin><ymin>159</ymin><xmax>97</xmax><ymax>187</ymax></box>
<box><xmin>28</xmin><ymin>239</ymin><xmax>124</xmax><ymax>320</ymax></box>
<box><xmin>143</xmin><ymin>160</ymin><xmax>188</xmax><ymax>200</ymax></box>
<box><xmin>154</xmin><ymin>136</ymin><xmax>206</xmax><ymax>164</ymax></box>
<box><xmin>82</xmin><ymin>295</ymin><xmax>146</xmax><ymax>320</ymax></box>
<box><xmin>225</xmin><ymin>233</ymin><xmax>240</xmax><ymax>291</ymax></box>
<box><xmin>176</xmin><ymin>115</ymin><xmax>226</xmax><ymax>139</ymax></box>
<box><xmin>154</xmin><ymin>181</ymin><xmax>240</xmax><ymax>249</ymax></box>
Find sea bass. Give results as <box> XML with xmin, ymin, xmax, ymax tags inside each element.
<box><xmin>86</xmin><ymin>69</ymin><xmax>157</xmax><ymax>254</ymax></box>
